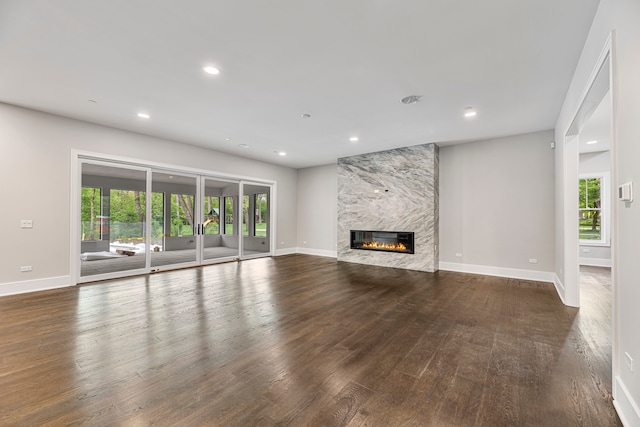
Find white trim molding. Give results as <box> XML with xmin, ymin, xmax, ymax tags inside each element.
<box><xmin>274</xmin><ymin>247</ymin><xmax>297</xmax><ymax>256</ymax></box>
<box><xmin>296</xmin><ymin>247</ymin><xmax>338</xmax><ymax>258</ymax></box>
<box><xmin>614</xmin><ymin>376</ymin><xmax>640</xmax><ymax>427</ymax></box>
<box><xmin>579</xmin><ymin>257</ymin><xmax>612</xmax><ymax>267</ymax></box>
<box><xmin>439</xmin><ymin>262</ymin><xmax>555</xmax><ymax>283</ymax></box>
<box><xmin>0</xmin><ymin>276</ymin><xmax>72</xmax><ymax>297</ymax></box>
<box><xmin>553</xmin><ymin>273</ymin><xmax>567</xmax><ymax>305</ymax></box>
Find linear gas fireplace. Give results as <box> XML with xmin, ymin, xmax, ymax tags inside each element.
<box><xmin>350</xmin><ymin>230</ymin><xmax>415</xmax><ymax>254</ymax></box>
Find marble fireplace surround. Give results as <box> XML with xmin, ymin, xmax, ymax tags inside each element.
<box><xmin>337</xmin><ymin>143</ymin><xmax>439</xmax><ymax>272</ymax></box>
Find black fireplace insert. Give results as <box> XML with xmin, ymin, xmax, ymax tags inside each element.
<box><xmin>350</xmin><ymin>230</ymin><xmax>414</xmax><ymax>254</ymax></box>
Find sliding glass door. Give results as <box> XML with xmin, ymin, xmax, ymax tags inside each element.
<box><xmin>241</xmin><ymin>183</ymin><xmax>271</xmax><ymax>259</ymax></box>
<box><xmin>80</xmin><ymin>162</ymin><xmax>148</xmax><ymax>278</ymax></box>
<box><xmin>202</xmin><ymin>177</ymin><xmax>241</xmax><ymax>263</ymax></box>
<box><xmin>76</xmin><ymin>156</ymin><xmax>274</xmax><ymax>283</ymax></box>
<box><xmin>150</xmin><ymin>171</ymin><xmax>199</xmax><ymax>269</ymax></box>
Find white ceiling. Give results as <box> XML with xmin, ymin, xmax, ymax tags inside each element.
<box><xmin>0</xmin><ymin>0</ymin><xmax>600</xmax><ymax>168</ymax></box>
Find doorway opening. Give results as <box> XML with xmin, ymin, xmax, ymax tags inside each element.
<box><xmin>562</xmin><ymin>38</ymin><xmax>616</xmax><ymax>397</ymax></box>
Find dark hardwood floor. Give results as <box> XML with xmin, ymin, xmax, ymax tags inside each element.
<box><xmin>0</xmin><ymin>256</ymin><xmax>621</xmax><ymax>426</ymax></box>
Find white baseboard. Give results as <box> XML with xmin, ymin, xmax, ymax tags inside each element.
<box><xmin>438</xmin><ymin>262</ymin><xmax>555</xmax><ymax>283</ymax></box>
<box><xmin>553</xmin><ymin>273</ymin><xmax>567</xmax><ymax>305</ymax></box>
<box><xmin>0</xmin><ymin>276</ymin><xmax>72</xmax><ymax>297</ymax></box>
<box><xmin>579</xmin><ymin>257</ymin><xmax>612</xmax><ymax>267</ymax></box>
<box><xmin>275</xmin><ymin>247</ymin><xmax>338</xmax><ymax>258</ymax></box>
<box><xmin>274</xmin><ymin>247</ymin><xmax>297</xmax><ymax>256</ymax></box>
<box><xmin>614</xmin><ymin>376</ymin><xmax>640</xmax><ymax>427</ymax></box>
<box><xmin>295</xmin><ymin>247</ymin><xmax>338</xmax><ymax>258</ymax></box>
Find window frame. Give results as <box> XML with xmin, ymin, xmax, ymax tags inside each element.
<box><xmin>223</xmin><ymin>195</ymin><xmax>235</xmax><ymax>235</ymax></box>
<box><xmin>253</xmin><ymin>193</ymin><xmax>268</xmax><ymax>238</ymax></box>
<box><xmin>578</xmin><ymin>172</ymin><xmax>609</xmax><ymax>246</ymax></box>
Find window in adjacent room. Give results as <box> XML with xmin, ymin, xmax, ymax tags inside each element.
<box><xmin>224</xmin><ymin>196</ymin><xmax>234</xmax><ymax>235</ymax></box>
<box><xmin>203</xmin><ymin>196</ymin><xmax>220</xmax><ymax>235</ymax></box>
<box><xmin>80</xmin><ymin>187</ymin><xmax>102</xmax><ymax>241</ymax></box>
<box><xmin>254</xmin><ymin>193</ymin><xmax>267</xmax><ymax>237</ymax></box>
<box><xmin>242</xmin><ymin>195</ymin><xmax>250</xmax><ymax>237</ymax></box>
<box><xmin>579</xmin><ymin>174</ymin><xmax>608</xmax><ymax>244</ymax></box>
<box><xmin>171</xmin><ymin>194</ymin><xmax>195</xmax><ymax>236</ymax></box>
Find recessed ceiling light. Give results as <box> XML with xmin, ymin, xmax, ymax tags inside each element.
<box><xmin>586</xmin><ymin>140</ymin><xmax>598</xmax><ymax>145</ymax></box>
<box><xmin>464</xmin><ymin>107</ymin><xmax>477</xmax><ymax>118</ymax></box>
<box><xmin>225</xmin><ymin>137</ymin><xmax>231</xmax><ymax>141</ymax></box>
<box><xmin>88</xmin><ymin>99</ymin><xmax>97</xmax><ymax>104</ymax></box>
<box><xmin>349</xmin><ymin>137</ymin><xmax>359</xmax><ymax>142</ymax></box>
<box><xmin>204</xmin><ymin>66</ymin><xmax>220</xmax><ymax>75</ymax></box>
<box><xmin>137</xmin><ymin>113</ymin><xmax>150</xmax><ymax>119</ymax></box>
<box><xmin>400</xmin><ymin>95</ymin><xmax>422</xmax><ymax>105</ymax></box>
<box><xmin>238</xmin><ymin>144</ymin><xmax>249</xmax><ymax>149</ymax></box>
<box><xmin>278</xmin><ymin>151</ymin><xmax>287</xmax><ymax>156</ymax></box>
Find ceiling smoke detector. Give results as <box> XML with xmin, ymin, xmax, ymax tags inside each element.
<box><xmin>400</xmin><ymin>95</ymin><xmax>422</xmax><ymax>105</ymax></box>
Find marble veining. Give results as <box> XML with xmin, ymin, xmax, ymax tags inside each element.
<box><xmin>337</xmin><ymin>144</ymin><xmax>439</xmax><ymax>272</ymax></box>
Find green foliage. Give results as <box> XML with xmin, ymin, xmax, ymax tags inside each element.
<box><xmin>578</xmin><ymin>177</ymin><xmax>602</xmax><ymax>240</ymax></box>
<box><xmin>255</xmin><ymin>223</ymin><xmax>267</xmax><ymax>237</ymax></box>
<box><xmin>224</xmin><ymin>196</ymin><xmax>234</xmax><ymax>234</ymax></box>
<box><xmin>579</xmin><ymin>178</ymin><xmax>600</xmax><ymax>209</ymax></box>
<box><xmin>80</xmin><ymin>188</ymin><xmax>268</xmax><ymax>242</ymax></box>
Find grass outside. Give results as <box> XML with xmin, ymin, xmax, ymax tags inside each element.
<box><xmin>579</xmin><ymin>217</ymin><xmax>601</xmax><ymax>240</ymax></box>
<box><xmin>225</xmin><ymin>222</ymin><xmax>267</xmax><ymax>236</ymax></box>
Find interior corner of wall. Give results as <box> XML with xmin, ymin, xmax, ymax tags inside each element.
<box><xmin>553</xmin><ymin>273</ymin><xmax>566</xmax><ymax>305</ymax></box>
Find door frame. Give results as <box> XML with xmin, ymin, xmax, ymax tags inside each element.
<box><xmin>71</xmin><ymin>150</ymin><xmax>276</xmax><ymax>285</ymax></box>
<box><xmin>561</xmin><ymin>31</ymin><xmax>618</xmax><ymax>396</ymax></box>
<box><xmin>239</xmin><ymin>180</ymin><xmax>275</xmax><ymax>261</ymax></box>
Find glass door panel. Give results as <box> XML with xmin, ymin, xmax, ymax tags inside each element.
<box><xmin>80</xmin><ymin>163</ymin><xmax>148</xmax><ymax>278</ymax></box>
<box><xmin>150</xmin><ymin>171</ymin><xmax>198</xmax><ymax>268</ymax></box>
<box><xmin>202</xmin><ymin>177</ymin><xmax>240</xmax><ymax>262</ymax></box>
<box><xmin>241</xmin><ymin>183</ymin><xmax>271</xmax><ymax>259</ymax></box>
<box><xmin>213</xmin><ymin>181</ymin><xmax>240</xmax><ymax>261</ymax></box>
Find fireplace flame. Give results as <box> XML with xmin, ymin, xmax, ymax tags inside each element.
<box><xmin>362</xmin><ymin>241</ymin><xmax>407</xmax><ymax>251</ymax></box>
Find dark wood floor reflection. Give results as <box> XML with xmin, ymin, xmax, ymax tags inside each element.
<box><xmin>0</xmin><ymin>256</ymin><xmax>621</xmax><ymax>426</ymax></box>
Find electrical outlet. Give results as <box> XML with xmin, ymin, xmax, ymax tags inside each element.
<box><xmin>529</xmin><ymin>258</ymin><xmax>538</xmax><ymax>264</ymax></box>
<box><xmin>20</xmin><ymin>266</ymin><xmax>32</xmax><ymax>272</ymax></box>
<box><xmin>625</xmin><ymin>352</ymin><xmax>634</xmax><ymax>372</ymax></box>
<box><xmin>280</xmin><ymin>241</ymin><xmax>285</xmax><ymax>245</ymax></box>
<box><xmin>21</xmin><ymin>219</ymin><xmax>33</xmax><ymax>229</ymax></box>
<box><xmin>455</xmin><ymin>253</ymin><xmax>462</xmax><ymax>257</ymax></box>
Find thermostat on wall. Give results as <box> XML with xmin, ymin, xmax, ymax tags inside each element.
<box><xmin>618</xmin><ymin>182</ymin><xmax>633</xmax><ymax>202</ymax></box>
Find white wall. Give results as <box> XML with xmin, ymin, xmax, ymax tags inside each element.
<box><xmin>439</xmin><ymin>130</ymin><xmax>555</xmax><ymax>280</ymax></box>
<box><xmin>580</xmin><ymin>150</ymin><xmax>610</xmax><ymax>173</ymax></box>
<box><xmin>579</xmin><ymin>151</ymin><xmax>611</xmax><ymax>266</ymax></box>
<box><xmin>296</xmin><ymin>164</ymin><xmax>337</xmax><ymax>257</ymax></box>
<box><xmin>0</xmin><ymin>103</ymin><xmax>298</xmax><ymax>291</ymax></box>
<box><xmin>555</xmin><ymin>0</ymin><xmax>640</xmax><ymax>423</ymax></box>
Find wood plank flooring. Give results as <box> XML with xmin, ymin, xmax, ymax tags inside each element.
<box><xmin>0</xmin><ymin>256</ymin><xmax>621</xmax><ymax>426</ymax></box>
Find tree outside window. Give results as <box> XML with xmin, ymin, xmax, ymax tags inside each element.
<box><xmin>254</xmin><ymin>193</ymin><xmax>267</xmax><ymax>237</ymax></box>
<box><xmin>579</xmin><ymin>177</ymin><xmax>602</xmax><ymax>241</ymax></box>
<box><xmin>224</xmin><ymin>196</ymin><xmax>234</xmax><ymax>234</ymax></box>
